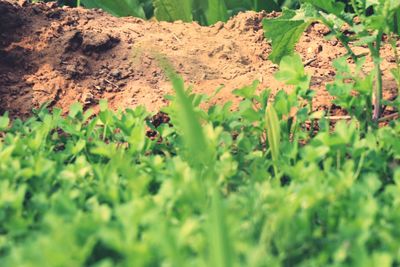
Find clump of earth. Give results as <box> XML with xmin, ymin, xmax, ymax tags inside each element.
<box><xmin>0</xmin><ymin>0</ymin><xmax>398</xmax><ymax>117</ymax></box>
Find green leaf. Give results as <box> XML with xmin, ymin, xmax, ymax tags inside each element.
<box><xmin>205</xmin><ymin>0</ymin><xmax>229</xmax><ymax>25</ymax></box>
<box><xmin>68</xmin><ymin>103</ymin><xmax>83</xmax><ymax>118</ymax></box>
<box><xmin>127</xmin><ymin>121</ymin><xmax>146</xmax><ymax>152</ymax></box>
<box><xmin>208</xmin><ymin>189</ymin><xmax>234</xmax><ymax>267</ymax></box>
<box><xmin>224</xmin><ymin>0</ymin><xmax>284</xmax><ymax>12</ymax></box>
<box><xmin>71</xmin><ymin>139</ymin><xmax>86</xmax><ymax>155</ymax></box>
<box><xmin>303</xmin><ymin>0</ymin><xmax>345</xmax><ymax>18</ymax></box>
<box><xmin>99</xmin><ymin>99</ymin><xmax>108</xmax><ymax>112</ymax></box>
<box><xmin>232</xmin><ymin>80</ymin><xmax>260</xmax><ymax>99</ymax></box>
<box><xmin>372</xmin><ymin>252</ymin><xmax>393</xmax><ymax>267</ymax></box>
<box><xmin>154</xmin><ymin>0</ymin><xmax>193</xmax><ymax>22</ymax></box>
<box><xmin>0</xmin><ymin>112</ymin><xmax>10</xmax><ymax>131</ymax></box>
<box><xmin>81</xmin><ymin>0</ymin><xmax>146</xmax><ymax>18</ymax></box>
<box><xmin>265</xmin><ymin>104</ymin><xmax>280</xmax><ymax>168</ymax></box>
<box><xmin>253</xmin><ymin>0</ymin><xmax>281</xmax><ymax>12</ymax></box>
<box><xmin>274</xmin><ymin>53</ymin><xmax>310</xmax><ymax>90</ymax></box>
<box><xmin>395</xmin><ymin>7</ymin><xmax>400</xmax><ymax>34</ymax></box>
<box><xmin>391</xmin><ymin>68</ymin><xmax>400</xmax><ymax>85</ymax></box>
<box><xmin>158</xmin><ymin>57</ymin><xmax>211</xmax><ymax>167</ymax></box>
<box><xmin>262</xmin><ymin>9</ymin><xmax>311</xmax><ymax>64</ymax></box>
<box><xmin>353</xmin><ymin>35</ymin><xmax>377</xmax><ymax>46</ymax></box>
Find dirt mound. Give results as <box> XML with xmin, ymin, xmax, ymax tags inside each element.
<box><xmin>0</xmin><ymin>0</ymin><xmax>399</xmax><ymax>117</ymax></box>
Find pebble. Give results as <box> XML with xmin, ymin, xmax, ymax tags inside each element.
<box><xmin>111</xmin><ymin>69</ymin><xmax>121</xmax><ymax>78</ymax></box>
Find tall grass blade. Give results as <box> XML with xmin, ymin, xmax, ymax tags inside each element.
<box><xmin>265</xmin><ymin>104</ymin><xmax>280</xmax><ymax>174</ymax></box>
<box><xmin>208</xmin><ymin>189</ymin><xmax>233</xmax><ymax>267</ymax></box>
<box><xmin>158</xmin><ymin>57</ymin><xmax>210</xmax><ymax>167</ymax></box>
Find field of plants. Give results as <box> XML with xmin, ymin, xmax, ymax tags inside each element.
<box><xmin>0</xmin><ymin>0</ymin><xmax>400</xmax><ymax>266</ymax></box>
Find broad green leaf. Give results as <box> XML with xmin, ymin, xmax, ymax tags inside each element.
<box><xmin>262</xmin><ymin>9</ymin><xmax>312</xmax><ymax>64</ymax></box>
<box><xmin>232</xmin><ymin>80</ymin><xmax>260</xmax><ymax>99</ymax></box>
<box><xmin>205</xmin><ymin>0</ymin><xmax>228</xmax><ymax>25</ymax></box>
<box><xmin>274</xmin><ymin>54</ymin><xmax>310</xmax><ymax>90</ymax></box>
<box><xmin>127</xmin><ymin>121</ymin><xmax>146</xmax><ymax>152</ymax></box>
<box><xmin>81</xmin><ymin>0</ymin><xmax>146</xmax><ymax>18</ymax></box>
<box><xmin>224</xmin><ymin>0</ymin><xmax>284</xmax><ymax>12</ymax></box>
<box><xmin>303</xmin><ymin>0</ymin><xmax>345</xmax><ymax>18</ymax></box>
<box><xmin>253</xmin><ymin>0</ymin><xmax>281</xmax><ymax>12</ymax></box>
<box><xmin>238</xmin><ymin>99</ymin><xmax>260</xmax><ymax>123</ymax></box>
<box><xmin>224</xmin><ymin>0</ymin><xmax>252</xmax><ymax>10</ymax></box>
<box><xmin>154</xmin><ymin>0</ymin><xmax>193</xmax><ymax>22</ymax></box>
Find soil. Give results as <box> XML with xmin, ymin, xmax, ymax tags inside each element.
<box><xmin>0</xmin><ymin>0</ymin><xmax>399</xmax><ymax>118</ymax></box>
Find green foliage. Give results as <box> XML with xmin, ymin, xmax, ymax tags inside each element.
<box><xmin>4</xmin><ymin>1</ymin><xmax>400</xmax><ymax>266</ymax></box>
<box><xmin>42</xmin><ymin>0</ymin><xmax>299</xmax><ymax>25</ymax></box>
<box><xmin>274</xmin><ymin>54</ymin><xmax>311</xmax><ymax>90</ymax></box>
<box><xmin>153</xmin><ymin>0</ymin><xmax>193</xmax><ymax>22</ymax></box>
<box><xmin>265</xmin><ymin>104</ymin><xmax>280</xmax><ymax>174</ymax></box>
<box><xmin>262</xmin><ymin>9</ymin><xmax>313</xmax><ymax>64</ymax></box>
<box><xmin>1</xmin><ymin>63</ymin><xmax>399</xmax><ymax>265</ymax></box>
<box><xmin>263</xmin><ymin>0</ymin><xmax>400</xmax><ymax>121</ymax></box>
<box><xmin>327</xmin><ymin>56</ymin><xmax>374</xmax><ymax>126</ymax></box>
<box><xmin>204</xmin><ymin>0</ymin><xmax>229</xmax><ymax>25</ymax></box>
<box><xmin>80</xmin><ymin>0</ymin><xmax>146</xmax><ymax>18</ymax></box>
<box><xmin>159</xmin><ymin>58</ymin><xmax>212</xmax><ymax>169</ymax></box>
<box><xmin>208</xmin><ymin>189</ymin><xmax>234</xmax><ymax>267</ymax></box>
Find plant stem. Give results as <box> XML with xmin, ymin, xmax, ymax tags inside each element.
<box><xmin>340</xmin><ymin>35</ymin><xmax>358</xmax><ymax>63</ymax></box>
<box><xmin>389</xmin><ymin>35</ymin><xmax>400</xmax><ymax>92</ymax></box>
<box><xmin>320</xmin><ymin>17</ymin><xmax>358</xmax><ymax>63</ymax></box>
<box><xmin>378</xmin><ymin>112</ymin><xmax>399</xmax><ymax>122</ymax></box>
<box><xmin>369</xmin><ymin>31</ymin><xmax>383</xmax><ymax>121</ymax></box>
<box><xmin>103</xmin><ymin>124</ymin><xmax>107</xmax><ymax>141</ymax></box>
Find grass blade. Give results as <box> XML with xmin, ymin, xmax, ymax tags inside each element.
<box><xmin>265</xmin><ymin>104</ymin><xmax>281</xmax><ymax>174</ymax></box>
<box><xmin>158</xmin><ymin>57</ymin><xmax>210</xmax><ymax>167</ymax></box>
<box><xmin>208</xmin><ymin>189</ymin><xmax>233</xmax><ymax>267</ymax></box>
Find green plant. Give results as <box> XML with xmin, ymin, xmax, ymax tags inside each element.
<box><xmin>81</xmin><ymin>0</ymin><xmax>146</xmax><ymax>18</ymax></box>
<box><xmin>263</xmin><ymin>0</ymin><xmax>400</xmax><ymax>122</ymax></box>
<box><xmin>36</xmin><ymin>0</ymin><xmax>298</xmax><ymax>25</ymax></box>
<box><xmin>4</xmin><ymin>1</ymin><xmax>400</xmax><ymax>266</ymax></box>
<box><xmin>1</xmin><ymin>57</ymin><xmax>399</xmax><ymax>265</ymax></box>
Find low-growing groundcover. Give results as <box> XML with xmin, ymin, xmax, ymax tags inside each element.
<box><xmin>0</xmin><ymin>55</ymin><xmax>399</xmax><ymax>266</ymax></box>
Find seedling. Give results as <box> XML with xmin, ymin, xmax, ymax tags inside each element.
<box><xmin>263</xmin><ymin>0</ymin><xmax>400</xmax><ymax>122</ymax></box>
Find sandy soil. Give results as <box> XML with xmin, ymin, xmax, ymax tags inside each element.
<box><xmin>0</xmin><ymin>0</ymin><xmax>398</xmax><ymax>117</ymax></box>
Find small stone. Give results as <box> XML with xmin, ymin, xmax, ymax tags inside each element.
<box><xmin>111</xmin><ymin>69</ymin><xmax>121</xmax><ymax>78</ymax></box>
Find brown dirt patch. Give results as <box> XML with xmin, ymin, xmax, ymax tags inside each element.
<box><xmin>0</xmin><ymin>0</ymin><xmax>399</xmax><ymax>117</ymax></box>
